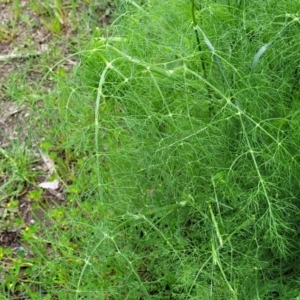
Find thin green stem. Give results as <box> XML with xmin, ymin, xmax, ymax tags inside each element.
<box><xmin>191</xmin><ymin>0</ymin><xmax>206</xmax><ymax>75</ymax></box>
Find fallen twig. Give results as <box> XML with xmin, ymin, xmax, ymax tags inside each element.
<box><xmin>0</xmin><ymin>52</ymin><xmax>43</xmax><ymax>61</ymax></box>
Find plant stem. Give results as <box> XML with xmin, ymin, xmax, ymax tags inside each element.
<box><xmin>191</xmin><ymin>0</ymin><xmax>206</xmax><ymax>76</ymax></box>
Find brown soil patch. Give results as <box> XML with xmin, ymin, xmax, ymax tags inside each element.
<box><xmin>0</xmin><ymin>0</ymin><xmax>113</xmax><ymax>249</ymax></box>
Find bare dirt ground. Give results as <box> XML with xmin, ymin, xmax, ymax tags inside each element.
<box><xmin>0</xmin><ymin>0</ymin><xmax>113</xmax><ymax>253</ymax></box>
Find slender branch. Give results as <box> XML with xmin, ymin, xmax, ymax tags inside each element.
<box><xmin>0</xmin><ymin>52</ymin><xmax>44</xmax><ymax>61</ymax></box>
<box><xmin>191</xmin><ymin>0</ymin><xmax>206</xmax><ymax>75</ymax></box>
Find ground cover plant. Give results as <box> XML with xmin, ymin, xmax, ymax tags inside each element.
<box><xmin>2</xmin><ymin>0</ymin><xmax>300</xmax><ymax>299</ymax></box>
<box><xmin>0</xmin><ymin>0</ymin><xmax>116</xmax><ymax>298</ymax></box>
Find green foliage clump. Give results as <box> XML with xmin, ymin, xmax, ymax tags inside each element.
<box><xmin>30</xmin><ymin>0</ymin><xmax>300</xmax><ymax>299</ymax></box>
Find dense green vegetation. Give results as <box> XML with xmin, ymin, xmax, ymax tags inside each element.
<box><xmin>2</xmin><ymin>0</ymin><xmax>300</xmax><ymax>299</ymax></box>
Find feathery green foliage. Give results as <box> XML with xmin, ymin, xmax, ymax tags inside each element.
<box><xmin>21</xmin><ymin>0</ymin><xmax>300</xmax><ymax>298</ymax></box>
